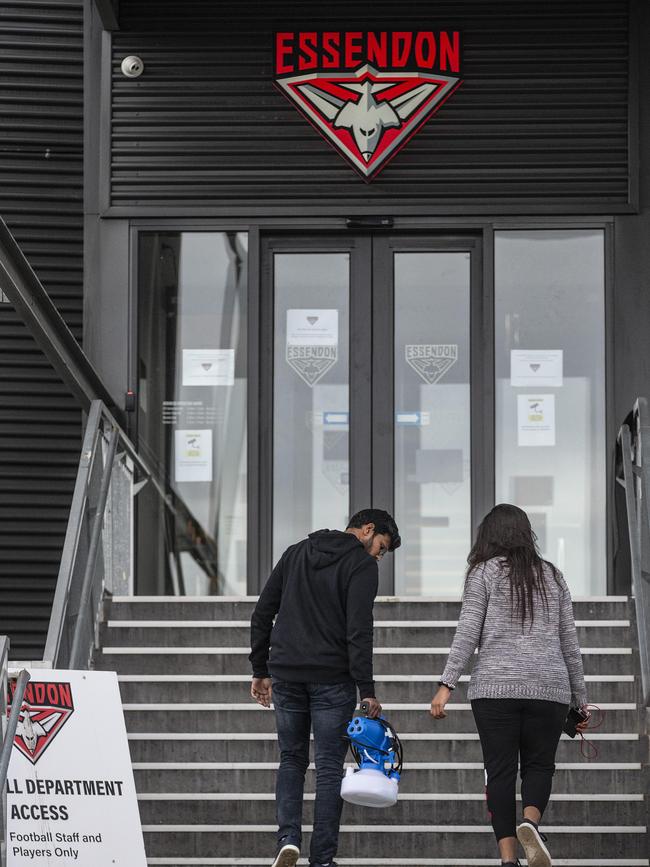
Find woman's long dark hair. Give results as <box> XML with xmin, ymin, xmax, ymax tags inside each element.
<box><xmin>467</xmin><ymin>504</ymin><xmax>558</xmax><ymax>627</ymax></box>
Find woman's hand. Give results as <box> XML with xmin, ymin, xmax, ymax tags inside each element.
<box><xmin>576</xmin><ymin>705</ymin><xmax>591</xmax><ymax>733</ymax></box>
<box><xmin>430</xmin><ymin>686</ymin><xmax>452</xmax><ymax>719</ymax></box>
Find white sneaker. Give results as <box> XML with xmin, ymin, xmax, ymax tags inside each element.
<box><xmin>271</xmin><ymin>843</ymin><xmax>300</xmax><ymax>867</ymax></box>
<box><xmin>516</xmin><ymin>820</ymin><xmax>552</xmax><ymax>867</ymax></box>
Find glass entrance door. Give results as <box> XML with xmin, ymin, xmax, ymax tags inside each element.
<box><xmin>263</xmin><ymin>234</ymin><xmax>484</xmax><ymax>596</ymax></box>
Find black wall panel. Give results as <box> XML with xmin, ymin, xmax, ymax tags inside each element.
<box><xmin>112</xmin><ymin>0</ymin><xmax>632</xmax><ymax>213</ymax></box>
<box><xmin>0</xmin><ymin>1</ymin><xmax>83</xmax><ymax>658</ymax></box>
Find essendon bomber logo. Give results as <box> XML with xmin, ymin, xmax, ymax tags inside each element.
<box><xmin>7</xmin><ymin>680</ymin><xmax>74</xmax><ymax>764</ymax></box>
<box><xmin>275</xmin><ymin>30</ymin><xmax>462</xmax><ymax>180</ymax></box>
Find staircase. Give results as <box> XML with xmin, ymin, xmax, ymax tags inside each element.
<box><xmin>95</xmin><ymin>595</ymin><xmax>649</xmax><ymax>866</ymax></box>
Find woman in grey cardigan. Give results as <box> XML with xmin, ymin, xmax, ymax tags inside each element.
<box><xmin>431</xmin><ymin>504</ymin><xmax>590</xmax><ymax>867</ymax></box>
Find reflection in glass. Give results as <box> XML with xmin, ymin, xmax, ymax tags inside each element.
<box><xmin>495</xmin><ymin>230</ymin><xmax>606</xmax><ymax>595</ymax></box>
<box><xmin>273</xmin><ymin>253</ymin><xmax>349</xmax><ymax>561</ymax></box>
<box><xmin>138</xmin><ymin>232</ymin><xmax>248</xmax><ymax>595</ymax></box>
<box><xmin>394</xmin><ymin>252</ymin><xmax>471</xmax><ymax>595</ymax></box>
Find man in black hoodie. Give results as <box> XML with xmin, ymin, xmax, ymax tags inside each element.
<box><xmin>249</xmin><ymin>508</ymin><xmax>400</xmax><ymax>867</ymax></box>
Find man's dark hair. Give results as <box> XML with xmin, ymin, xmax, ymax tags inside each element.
<box><xmin>346</xmin><ymin>509</ymin><xmax>401</xmax><ymax>551</ymax></box>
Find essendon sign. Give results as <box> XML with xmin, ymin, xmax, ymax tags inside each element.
<box><xmin>275</xmin><ymin>30</ymin><xmax>462</xmax><ymax>179</ymax></box>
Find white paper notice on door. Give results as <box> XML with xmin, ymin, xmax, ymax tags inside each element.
<box><xmin>287</xmin><ymin>309</ymin><xmax>338</xmax><ymax>346</ymax></box>
<box><xmin>517</xmin><ymin>395</ymin><xmax>556</xmax><ymax>447</ymax></box>
<box><xmin>511</xmin><ymin>350</ymin><xmax>563</xmax><ymax>387</ymax></box>
<box><xmin>175</xmin><ymin>429</ymin><xmax>213</xmax><ymax>481</ymax></box>
<box><xmin>182</xmin><ymin>349</ymin><xmax>235</xmax><ymax>386</ymax></box>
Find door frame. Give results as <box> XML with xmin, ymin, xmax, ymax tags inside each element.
<box><xmin>260</xmin><ymin>231</ymin><xmax>487</xmax><ymax>595</ymax></box>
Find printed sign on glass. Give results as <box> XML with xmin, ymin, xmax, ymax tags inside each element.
<box><xmin>174</xmin><ymin>429</ymin><xmax>213</xmax><ymax>482</ymax></box>
<box><xmin>182</xmin><ymin>349</ymin><xmax>235</xmax><ymax>387</ymax></box>
<box><xmin>275</xmin><ymin>31</ymin><xmax>462</xmax><ymax>179</ymax></box>
<box><xmin>517</xmin><ymin>394</ymin><xmax>556</xmax><ymax>447</ymax></box>
<box><xmin>286</xmin><ymin>309</ymin><xmax>339</xmax><ymax>387</ymax></box>
<box><xmin>511</xmin><ymin>350</ymin><xmax>563</xmax><ymax>388</ymax></box>
<box><xmin>405</xmin><ymin>344</ymin><xmax>458</xmax><ymax>384</ymax></box>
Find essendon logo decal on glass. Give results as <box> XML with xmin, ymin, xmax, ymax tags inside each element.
<box><xmin>7</xmin><ymin>680</ymin><xmax>74</xmax><ymax>764</ymax></box>
<box><xmin>275</xmin><ymin>31</ymin><xmax>462</xmax><ymax>180</ymax></box>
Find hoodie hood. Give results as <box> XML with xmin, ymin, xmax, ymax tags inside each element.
<box><xmin>307</xmin><ymin>529</ymin><xmax>364</xmax><ymax>569</ymax></box>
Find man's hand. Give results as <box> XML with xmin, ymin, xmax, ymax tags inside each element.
<box><xmin>251</xmin><ymin>677</ymin><xmax>273</xmax><ymax>708</ymax></box>
<box><xmin>430</xmin><ymin>686</ymin><xmax>451</xmax><ymax>720</ymax></box>
<box><xmin>360</xmin><ymin>697</ymin><xmax>382</xmax><ymax>718</ymax></box>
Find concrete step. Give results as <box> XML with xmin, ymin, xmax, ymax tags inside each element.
<box><xmin>120</xmin><ymin>704</ymin><xmax>640</xmax><ymax>735</ymax></box>
<box><xmin>136</xmin><ymin>793</ymin><xmax>646</xmax><ymax>826</ymax></box>
<box><xmin>140</xmin><ymin>826</ymin><xmax>649</xmax><ymax>859</ymax></box>
<box><xmin>145</xmin><ymin>861</ymin><xmax>650</xmax><ymax>867</ymax></box>
<box><xmin>97</xmin><ymin>648</ymin><xmax>634</xmax><ymax>676</ymax></box>
<box><xmin>98</xmin><ymin>595</ymin><xmax>646</xmax><ymax>863</ymax></box>
<box><xmin>145</xmin><ymin>860</ymin><xmax>650</xmax><ymax>867</ymax></box>
<box><xmin>127</xmin><ymin>732</ymin><xmax>639</xmax><ymax>764</ymax></box>
<box><xmin>106</xmin><ymin>596</ymin><xmax>631</xmax><ymax>622</ymax></box>
<box><xmin>101</xmin><ymin>621</ymin><xmax>634</xmax><ymax>648</ymax></box>
<box><xmin>117</xmin><ymin>675</ymin><xmax>637</xmax><ymax>705</ymax></box>
<box><xmin>132</xmin><ymin>765</ymin><xmax>644</xmax><ymax>795</ymax></box>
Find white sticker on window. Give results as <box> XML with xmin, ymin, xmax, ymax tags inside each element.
<box><xmin>517</xmin><ymin>395</ymin><xmax>556</xmax><ymax>447</ymax></box>
<box><xmin>182</xmin><ymin>348</ymin><xmax>235</xmax><ymax>386</ymax></box>
<box><xmin>174</xmin><ymin>429</ymin><xmax>213</xmax><ymax>482</ymax></box>
<box><xmin>286</xmin><ymin>309</ymin><xmax>339</xmax><ymax>386</ymax></box>
<box><xmin>511</xmin><ymin>350</ymin><xmax>563</xmax><ymax>387</ymax></box>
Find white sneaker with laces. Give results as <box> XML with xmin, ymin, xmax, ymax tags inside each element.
<box><xmin>516</xmin><ymin>820</ymin><xmax>552</xmax><ymax>867</ymax></box>
<box><xmin>271</xmin><ymin>843</ymin><xmax>300</xmax><ymax>867</ymax></box>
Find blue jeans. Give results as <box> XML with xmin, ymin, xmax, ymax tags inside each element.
<box><xmin>272</xmin><ymin>679</ymin><xmax>357</xmax><ymax>865</ymax></box>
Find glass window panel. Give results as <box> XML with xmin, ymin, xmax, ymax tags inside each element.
<box><xmin>394</xmin><ymin>252</ymin><xmax>472</xmax><ymax>595</ymax></box>
<box><xmin>137</xmin><ymin>231</ymin><xmax>248</xmax><ymax>595</ymax></box>
<box><xmin>494</xmin><ymin>230</ymin><xmax>606</xmax><ymax>595</ymax></box>
<box><xmin>273</xmin><ymin>253</ymin><xmax>349</xmax><ymax>561</ymax></box>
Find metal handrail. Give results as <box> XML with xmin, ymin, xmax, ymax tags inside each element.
<box><xmin>0</xmin><ymin>637</ymin><xmax>30</xmax><ymax>867</ymax></box>
<box><xmin>44</xmin><ymin>399</ymin><xmax>220</xmax><ymax>669</ymax></box>
<box><xmin>0</xmin><ymin>217</ymin><xmax>119</xmax><ymax>416</ymax></box>
<box><xmin>0</xmin><ymin>671</ymin><xmax>30</xmax><ymax>788</ymax></box>
<box><xmin>67</xmin><ymin>424</ymin><xmax>119</xmax><ymax>669</ymax></box>
<box><xmin>616</xmin><ymin>397</ymin><xmax>650</xmax><ymax>707</ymax></box>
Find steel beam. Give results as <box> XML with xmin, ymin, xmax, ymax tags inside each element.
<box><xmin>93</xmin><ymin>0</ymin><xmax>119</xmax><ymax>31</ymax></box>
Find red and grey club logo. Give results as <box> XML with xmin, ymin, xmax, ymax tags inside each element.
<box><xmin>7</xmin><ymin>681</ymin><xmax>75</xmax><ymax>764</ymax></box>
<box><xmin>275</xmin><ymin>31</ymin><xmax>462</xmax><ymax>180</ymax></box>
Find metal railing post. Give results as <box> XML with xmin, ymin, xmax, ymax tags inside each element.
<box><xmin>618</xmin><ymin>399</ymin><xmax>650</xmax><ymax>709</ymax></box>
<box><xmin>69</xmin><ymin>425</ymin><xmax>119</xmax><ymax>669</ymax></box>
<box><xmin>0</xmin><ymin>637</ymin><xmax>8</xmax><ymax>867</ymax></box>
<box><xmin>0</xmin><ymin>661</ymin><xmax>30</xmax><ymax>867</ymax></box>
<box><xmin>43</xmin><ymin>401</ymin><xmax>104</xmax><ymax>667</ymax></box>
<box><xmin>0</xmin><ymin>670</ymin><xmax>30</xmax><ymax>792</ymax></box>
<box><xmin>633</xmin><ymin>399</ymin><xmax>650</xmax><ymax>706</ymax></box>
<box><xmin>620</xmin><ymin>425</ymin><xmax>641</xmax><ymax>586</ymax></box>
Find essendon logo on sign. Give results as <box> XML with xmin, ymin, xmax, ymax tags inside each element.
<box><xmin>7</xmin><ymin>680</ymin><xmax>74</xmax><ymax>764</ymax></box>
<box><xmin>275</xmin><ymin>30</ymin><xmax>462</xmax><ymax>179</ymax></box>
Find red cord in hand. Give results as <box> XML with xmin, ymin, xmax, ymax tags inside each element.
<box><xmin>576</xmin><ymin>704</ymin><xmax>604</xmax><ymax>759</ymax></box>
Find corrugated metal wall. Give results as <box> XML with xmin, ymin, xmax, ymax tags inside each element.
<box><xmin>112</xmin><ymin>0</ymin><xmax>632</xmax><ymax>213</ymax></box>
<box><xmin>0</xmin><ymin>0</ymin><xmax>83</xmax><ymax>658</ymax></box>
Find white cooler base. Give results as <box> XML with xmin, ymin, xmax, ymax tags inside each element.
<box><xmin>340</xmin><ymin>767</ymin><xmax>399</xmax><ymax>808</ymax></box>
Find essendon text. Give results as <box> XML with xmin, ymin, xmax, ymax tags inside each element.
<box><xmin>276</xmin><ymin>31</ymin><xmax>461</xmax><ymax>75</ymax></box>
<box><xmin>8</xmin><ymin>681</ymin><xmax>73</xmax><ymax>710</ymax></box>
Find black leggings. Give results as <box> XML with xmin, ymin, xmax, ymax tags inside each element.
<box><xmin>471</xmin><ymin>698</ymin><xmax>568</xmax><ymax>841</ymax></box>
